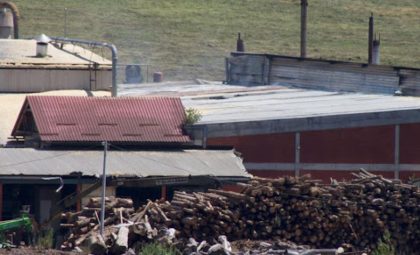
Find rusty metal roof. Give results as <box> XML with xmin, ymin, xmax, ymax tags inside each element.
<box><xmin>12</xmin><ymin>96</ymin><xmax>190</xmax><ymax>144</ymax></box>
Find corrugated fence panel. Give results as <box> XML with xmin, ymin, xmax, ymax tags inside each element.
<box><xmin>228</xmin><ymin>55</ymin><xmax>266</xmax><ymax>86</ymax></box>
<box><xmin>399</xmin><ymin>69</ymin><xmax>420</xmax><ymax>96</ymax></box>
<box><xmin>269</xmin><ymin>57</ymin><xmax>400</xmax><ymax>94</ymax></box>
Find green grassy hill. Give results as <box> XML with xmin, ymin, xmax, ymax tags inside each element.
<box><xmin>12</xmin><ymin>0</ymin><xmax>420</xmax><ymax>81</ymax></box>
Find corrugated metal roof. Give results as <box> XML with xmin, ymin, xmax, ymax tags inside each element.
<box><xmin>119</xmin><ymin>81</ymin><xmax>420</xmax><ymax>125</ymax></box>
<box><xmin>0</xmin><ymin>90</ymin><xmax>111</xmax><ymax>146</ymax></box>
<box><xmin>12</xmin><ymin>96</ymin><xmax>190</xmax><ymax>143</ymax></box>
<box><xmin>0</xmin><ymin>148</ymin><xmax>250</xmax><ymax>178</ymax></box>
<box><xmin>0</xmin><ymin>39</ymin><xmax>111</xmax><ymax>67</ymax></box>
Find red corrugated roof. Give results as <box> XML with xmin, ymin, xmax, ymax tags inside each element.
<box><xmin>12</xmin><ymin>96</ymin><xmax>191</xmax><ymax>143</ymax></box>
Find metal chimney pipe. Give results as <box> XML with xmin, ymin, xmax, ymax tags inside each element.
<box><xmin>300</xmin><ymin>0</ymin><xmax>308</xmax><ymax>58</ymax></box>
<box><xmin>236</xmin><ymin>32</ymin><xmax>244</xmax><ymax>52</ymax></box>
<box><xmin>50</xmin><ymin>37</ymin><xmax>118</xmax><ymax>97</ymax></box>
<box><xmin>368</xmin><ymin>13</ymin><xmax>374</xmax><ymax>64</ymax></box>
<box><xmin>0</xmin><ymin>1</ymin><xmax>19</xmax><ymax>39</ymax></box>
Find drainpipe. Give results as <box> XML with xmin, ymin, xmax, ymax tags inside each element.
<box><xmin>0</xmin><ymin>1</ymin><xmax>20</xmax><ymax>38</ymax></box>
<box><xmin>50</xmin><ymin>37</ymin><xmax>118</xmax><ymax>97</ymax></box>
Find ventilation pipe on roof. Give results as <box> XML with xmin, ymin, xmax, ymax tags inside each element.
<box><xmin>35</xmin><ymin>34</ymin><xmax>51</xmax><ymax>57</ymax></box>
<box><xmin>0</xmin><ymin>1</ymin><xmax>19</xmax><ymax>39</ymax></box>
<box><xmin>236</xmin><ymin>33</ymin><xmax>244</xmax><ymax>52</ymax></box>
<box><xmin>50</xmin><ymin>37</ymin><xmax>118</xmax><ymax>96</ymax></box>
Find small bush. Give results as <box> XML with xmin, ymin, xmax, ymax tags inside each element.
<box><xmin>185</xmin><ymin>108</ymin><xmax>202</xmax><ymax>125</ymax></box>
<box><xmin>138</xmin><ymin>242</ymin><xmax>181</xmax><ymax>255</ymax></box>
<box><xmin>37</xmin><ymin>228</ymin><xmax>54</xmax><ymax>249</ymax></box>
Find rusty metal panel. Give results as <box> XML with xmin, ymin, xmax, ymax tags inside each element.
<box><xmin>12</xmin><ymin>96</ymin><xmax>190</xmax><ymax>143</ymax></box>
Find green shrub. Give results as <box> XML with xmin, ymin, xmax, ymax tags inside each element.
<box><xmin>37</xmin><ymin>228</ymin><xmax>54</xmax><ymax>249</ymax></box>
<box><xmin>185</xmin><ymin>108</ymin><xmax>202</xmax><ymax>125</ymax></box>
<box><xmin>138</xmin><ymin>242</ymin><xmax>181</xmax><ymax>255</ymax></box>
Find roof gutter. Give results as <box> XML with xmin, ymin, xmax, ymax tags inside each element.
<box><xmin>50</xmin><ymin>37</ymin><xmax>118</xmax><ymax>97</ymax></box>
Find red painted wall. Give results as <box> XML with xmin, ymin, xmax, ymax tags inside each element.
<box><xmin>301</xmin><ymin>126</ymin><xmax>394</xmax><ymax>163</ymax></box>
<box><xmin>208</xmin><ymin>125</ymin><xmax>419</xmax><ymax>182</ymax></box>
<box><xmin>400</xmin><ymin>123</ymin><xmax>420</xmax><ymax>164</ymax></box>
<box><xmin>248</xmin><ymin>170</ymin><xmax>294</xmax><ymax>178</ymax></box>
<box><xmin>208</xmin><ymin>133</ymin><xmax>295</xmax><ymax>163</ymax></box>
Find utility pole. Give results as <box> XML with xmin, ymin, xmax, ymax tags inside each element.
<box><xmin>100</xmin><ymin>141</ymin><xmax>108</xmax><ymax>237</ymax></box>
<box><xmin>64</xmin><ymin>8</ymin><xmax>68</xmax><ymax>37</ymax></box>
<box><xmin>300</xmin><ymin>0</ymin><xmax>308</xmax><ymax>58</ymax></box>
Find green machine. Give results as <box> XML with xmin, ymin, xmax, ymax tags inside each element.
<box><xmin>0</xmin><ymin>206</ymin><xmax>33</xmax><ymax>248</ymax></box>
<box><xmin>0</xmin><ymin>212</ymin><xmax>32</xmax><ymax>233</ymax></box>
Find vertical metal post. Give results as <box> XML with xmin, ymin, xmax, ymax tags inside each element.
<box><xmin>295</xmin><ymin>132</ymin><xmax>301</xmax><ymax>177</ymax></box>
<box><xmin>161</xmin><ymin>185</ymin><xmax>167</xmax><ymax>200</ymax></box>
<box><xmin>300</xmin><ymin>0</ymin><xmax>308</xmax><ymax>58</ymax></box>
<box><xmin>0</xmin><ymin>183</ymin><xmax>3</xmax><ymax>221</ymax></box>
<box><xmin>64</xmin><ymin>8</ymin><xmax>68</xmax><ymax>37</ymax></box>
<box><xmin>394</xmin><ymin>125</ymin><xmax>400</xmax><ymax>179</ymax></box>
<box><xmin>76</xmin><ymin>183</ymin><xmax>81</xmax><ymax>212</ymax></box>
<box><xmin>111</xmin><ymin>50</ymin><xmax>118</xmax><ymax>97</ymax></box>
<box><xmin>100</xmin><ymin>141</ymin><xmax>108</xmax><ymax>237</ymax></box>
<box><xmin>368</xmin><ymin>13</ymin><xmax>374</xmax><ymax>64</ymax></box>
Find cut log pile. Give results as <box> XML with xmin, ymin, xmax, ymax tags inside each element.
<box><xmin>60</xmin><ymin>170</ymin><xmax>419</xmax><ymax>254</ymax></box>
<box><xmin>60</xmin><ymin>197</ymin><xmax>134</xmax><ymax>254</ymax></box>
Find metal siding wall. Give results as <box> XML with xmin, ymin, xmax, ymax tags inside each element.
<box><xmin>0</xmin><ymin>68</ymin><xmax>111</xmax><ymax>92</ymax></box>
<box><xmin>207</xmin><ymin>133</ymin><xmax>295</xmax><ymax>163</ymax></box>
<box><xmin>209</xmin><ymin>124</ymin><xmax>420</xmax><ymax>182</ymax></box>
<box><xmin>269</xmin><ymin>57</ymin><xmax>399</xmax><ymax>94</ymax></box>
<box><xmin>300</xmin><ymin>170</ymin><xmax>394</xmax><ymax>182</ymax></box>
<box><xmin>248</xmin><ymin>170</ymin><xmax>294</xmax><ymax>178</ymax></box>
<box><xmin>399</xmin><ymin>69</ymin><xmax>420</xmax><ymax>96</ymax></box>
<box><xmin>400</xmin><ymin>171</ymin><xmax>420</xmax><ymax>181</ymax></box>
<box><xmin>300</xmin><ymin>126</ymin><xmax>395</xmax><ymax>164</ymax></box>
<box><xmin>400</xmin><ymin>123</ymin><xmax>420</xmax><ymax>164</ymax></box>
<box><xmin>227</xmin><ymin>55</ymin><xmax>266</xmax><ymax>86</ymax></box>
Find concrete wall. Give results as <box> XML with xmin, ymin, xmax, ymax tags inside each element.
<box><xmin>208</xmin><ymin>124</ymin><xmax>420</xmax><ymax>182</ymax></box>
<box><xmin>0</xmin><ymin>68</ymin><xmax>111</xmax><ymax>92</ymax></box>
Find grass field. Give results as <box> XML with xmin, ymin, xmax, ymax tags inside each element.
<box><xmin>12</xmin><ymin>0</ymin><xmax>420</xmax><ymax>80</ymax></box>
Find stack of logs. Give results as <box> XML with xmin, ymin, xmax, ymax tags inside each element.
<box><xmin>60</xmin><ymin>197</ymin><xmax>134</xmax><ymax>254</ymax></box>
<box><xmin>61</xmin><ymin>170</ymin><xmax>419</xmax><ymax>254</ymax></box>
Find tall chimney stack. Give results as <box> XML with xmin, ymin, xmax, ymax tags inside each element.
<box><xmin>300</xmin><ymin>0</ymin><xmax>308</xmax><ymax>58</ymax></box>
<box><xmin>368</xmin><ymin>13</ymin><xmax>374</xmax><ymax>64</ymax></box>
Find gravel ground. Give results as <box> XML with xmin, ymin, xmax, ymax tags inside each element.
<box><xmin>0</xmin><ymin>247</ymin><xmax>84</xmax><ymax>255</ymax></box>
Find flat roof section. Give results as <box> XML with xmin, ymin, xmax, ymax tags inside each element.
<box><xmin>120</xmin><ymin>81</ymin><xmax>420</xmax><ymax>137</ymax></box>
<box><xmin>0</xmin><ymin>39</ymin><xmax>111</xmax><ymax>68</ymax></box>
